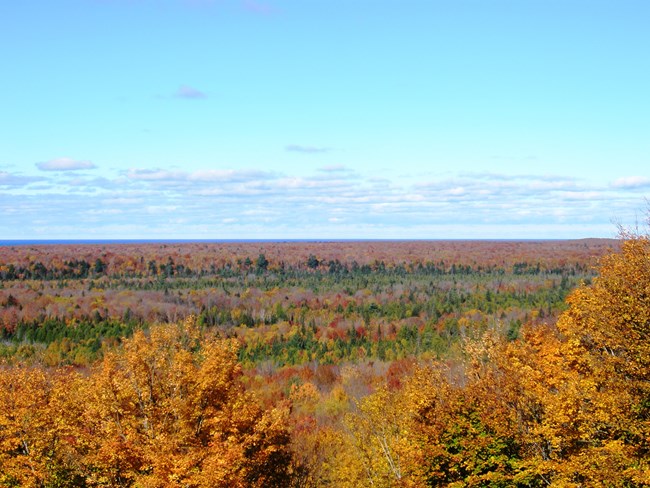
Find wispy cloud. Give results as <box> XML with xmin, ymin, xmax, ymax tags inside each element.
<box><xmin>462</xmin><ymin>172</ymin><xmax>576</xmax><ymax>183</ymax></box>
<box><xmin>318</xmin><ymin>165</ymin><xmax>349</xmax><ymax>173</ymax></box>
<box><xmin>2</xmin><ymin>165</ymin><xmax>644</xmax><ymax>239</ymax></box>
<box><xmin>0</xmin><ymin>171</ymin><xmax>45</xmax><ymax>187</ymax></box>
<box><xmin>189</xmin><ymin>169</ymin><xmax>271</xmax><ymax>182</ymax></box>
<box><xmin>65</xmin><ymin>176</ymin><xmax>115</xmax><ymax>190</ymax></box>
<box><xmin>285</xmin><ymin>144</ymin><xmax>331</xmax><ymax>154</ymax></box>
<box><xmin>36</xmin><ymin>158</ymin><xmax>96</xmax><ymax>171</ymax></box>
<box><xmin>125</xmin><ymin>168</ymin><xmax>272</xmax><ymax>185</ymax></box>
<box><xmin>175</xmin><ymin>85</ymin><xmax>207</xmax><ymax>99</ymax></box>
<box><xmin>127</xmin><ymin>168</ymin><xmax>186</xmax><ymax>181</ymax></box>
<box><xmin>611</xmin><ymin>176</ymin><xmax>650</xmax><ymax>189</ymax></box>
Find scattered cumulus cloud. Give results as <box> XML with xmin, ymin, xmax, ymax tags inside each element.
<box><xmin>175</xmin><ymin>85</ymin><xmax>207</xmax><ymax>99</ymax></box>
<box><xmin>2</xmin><ymin>165</ymin><xmax>645</xmax><ymax>239</ymax></box>
<box><xmin>36</xmin><ymin>158</ymin><xmax>96</xmax><ymax>171</ymax></box>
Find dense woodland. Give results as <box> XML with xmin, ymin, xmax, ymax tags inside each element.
<box><xmin>0</xmin><ymin>240</ymin><xmax>611</xmax><ymax>367</ymax></box>
<box><xmin>1</xmin><ymin>237</ymin><xmax>649</xmax><ymax>486</ymax></box>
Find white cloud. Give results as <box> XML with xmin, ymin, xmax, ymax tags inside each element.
<box><xmin>36</xmin><ymin>158</ymin><xmax>96</xmax><ymax>171</ymax></box>
<box><xmin>2</xmin><ymin>166</ymin><xmax>646</xmax><ymax>239</ymax></box>
<box><xmin>447</xmin><ymin>187</ymin><xmax>466</xmax><ymax>196</ymax></box>
<box><xmin>190</xmin><ymin>169</ymin><xmax>239</xmax><ymax>181</ymax></box>
<box><xmin>189</xmin><ymin>169</ymin><xmax>270</xmax><ymax>182</ymax></box>
<box><xmin>0</xmin><ymin>171</ymin><xmax>44</xmax><ymax>187</ymax></box>
<box><xmin>127</xmin><ymin>169</ymin><xmax>186</xmax><ymax>181</ymax></box>
<box><xmin>146</xmin><ymin>205</ymin><xmax>178</xmax><ymax>214</ymax></box>
<box><xmin>318</xmin><ymin>165</ymin><xmax>348</xmax><ymax>172</ymax></box>
<box><xmin>611</xmin><ymin>176</ymin><xmax>650</xmax><ymax>189</ymax></box>
<box><xmin>84</xmin><ymin>208</ymin><xmax>124</xmax><ymax>215</ymax></box>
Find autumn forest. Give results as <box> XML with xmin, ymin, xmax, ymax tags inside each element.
<box><xmin>1</xmin><ymin>237</ymin><xmax>649</xmax><ymax>486</ymax></box>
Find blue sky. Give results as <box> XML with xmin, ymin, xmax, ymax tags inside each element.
<box><xmin>1</xmin><ymin>0</ymin><xmax>648</xmax><ymax>239</ymax></box>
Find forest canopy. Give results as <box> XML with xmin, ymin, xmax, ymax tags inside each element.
<box><xmin>1</xmin><ymin>237</ymin><xmax>648</xmax><ymax>486</ymax></box>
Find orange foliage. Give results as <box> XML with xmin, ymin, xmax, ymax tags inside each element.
<box><xmin>0</xmin><ymin>317</ymin><xmax>294</xmax><ymax>486</ymax></box>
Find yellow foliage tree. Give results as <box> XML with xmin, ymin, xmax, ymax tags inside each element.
<box><xmin>1</xmin><ymin>317</ymin><xmax>295</xmax><ymax>487</ymax></box>
<box><xmin>494</xmin><ymin>233</ymin><xmax>650</xmax><ymax>485</ymax></box>
<box><xmin>549</xmin><ymin>235</ymin><xmax>650</xmax><ymax>484</ymax></box>
<box><xmin>74</xmin><ymin>316</ymin><xmax>294</xmax><ymax>487</ymax></box>
<box><xmin>0</xmin><ymin>366</ymin><xmax>54</xmax><ymax>486</ymax></box>
<box><xmin>0</xmin><ymin>365</ymin><xmax>85</xmax><ymax>487</ymax></box>
<box><xmin>339</xmin><ymin>234</ymin><xmax>650</xmax><ymax>486</ymax></box>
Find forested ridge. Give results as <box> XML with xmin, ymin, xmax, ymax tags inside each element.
<box><xmin>1</xmin><ymin>237</ymin><xmax>649</xmax><ymax>486</ymax></box>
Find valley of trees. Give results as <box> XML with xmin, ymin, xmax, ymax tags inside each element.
<box><xmin>1</xmin><ymin>237</ymin><xmax>649</xmax><ymax>486</ymax></box>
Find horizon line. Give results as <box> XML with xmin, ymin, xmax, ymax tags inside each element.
<box><xmin>0</xmin><ymin>237</ymin><xmax>617</xmax><ymax>247</ymax></box>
